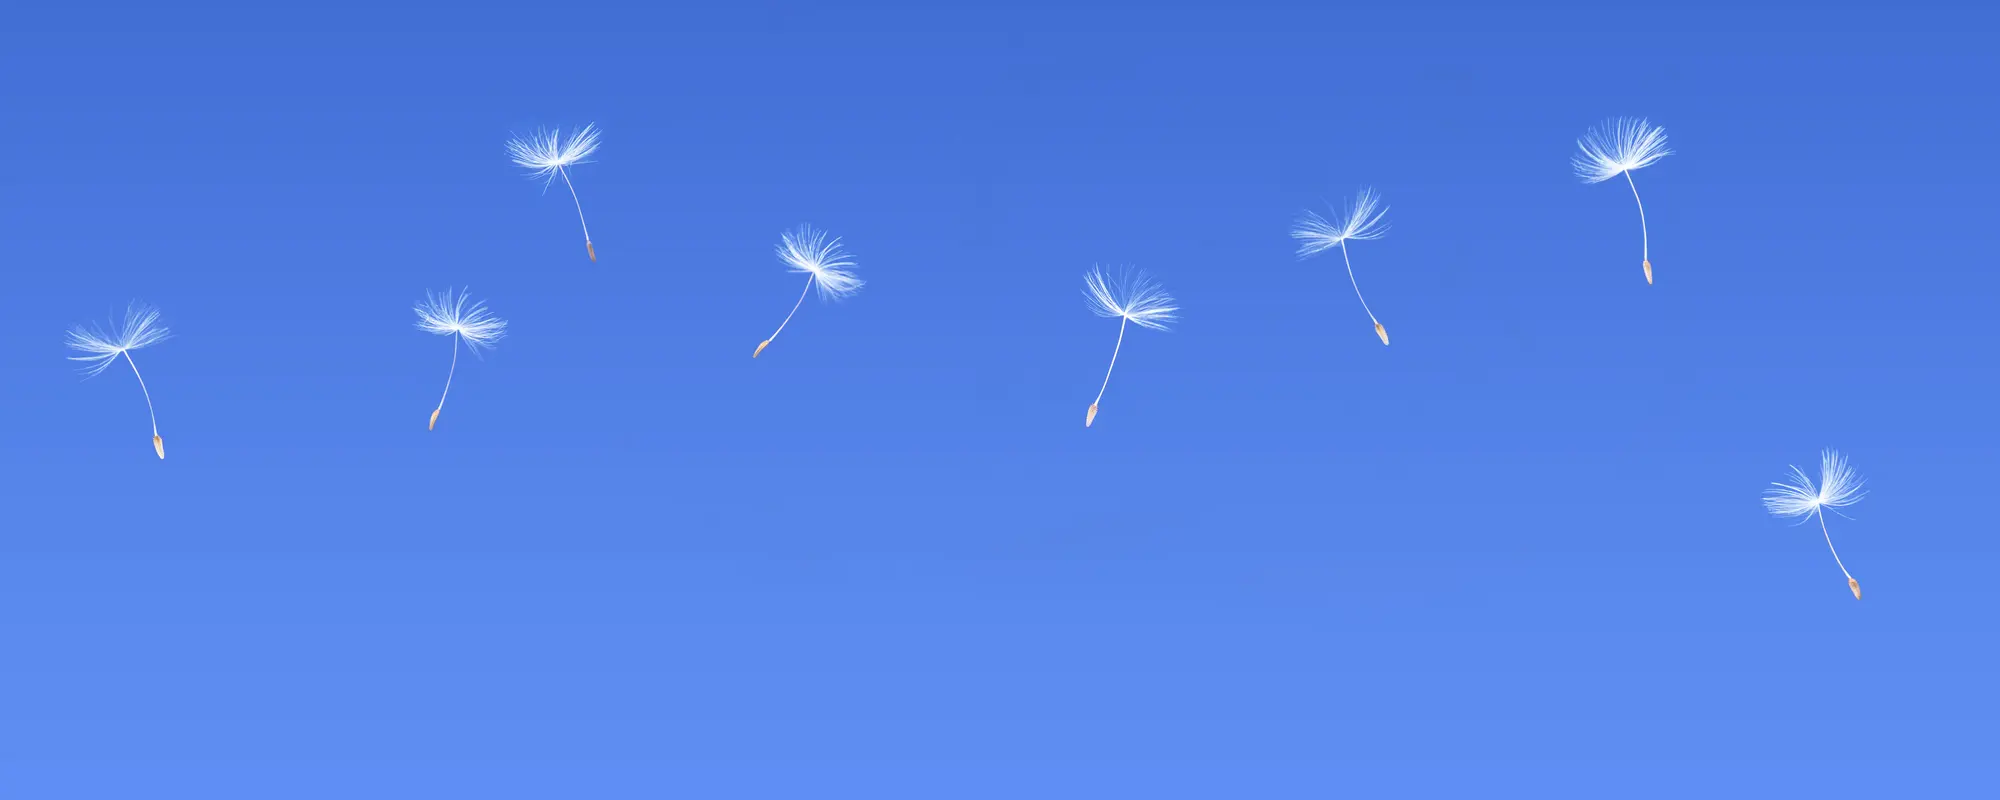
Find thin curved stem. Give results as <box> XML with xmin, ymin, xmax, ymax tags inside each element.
<box><xmin>436</xmin><ymin>337</ymin><xmax>461</xmax><ymax>413</ymax></box>
<box><xmin>1093</xmin><ymin>316</ymin><xmax>1129</xmax><ymax>407</ymax></box>
<box><xmin>1816</xmin><ymin>512</ymin><xmax>1854</xmax><ymax>582</ymax></box>
<box><xmin>767</xmin><ymin>276</ymin><xmax>815</xmax><ymax>343</ymax></box>
<box><xmin>1624</xmin><ymin>170</ymin><xmax>1649</xmax><ymax>261</ymax></box>
<box><xmin>122</xmin><ymin>351</ymin><xmax>158</xmax><ymax>437</ymax></box>
<box><xmin>1339</xmin><ymin>239</ymin><xmax>1377</xmax><ymax>324</ymax></box>
<box><xmin>559</xmin><ymin>166</ymin><xmax>592</xmax><ymax>246</ymax></box>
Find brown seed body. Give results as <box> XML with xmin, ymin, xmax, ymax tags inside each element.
<box><xmin>753</xmin><ymin>340</ymin><xmax>771</xmax><ymax>359</ymax></box>
<box><xmin>153</xmin><ymin>435</ymin><xmax>165</xmax><ymax>460</ymax></box>
<box><xmin>429</xmin><ymin>408</ymin><xmax>440</xmax><ymax>431</ymax></box>
<box><xmin>1085</xmin><ymin>403</ymin><xmax>1099</xmax><ymax>428</ymax></box>
<box><xmin>587</xmin><ymin>241</ymin><xmax>597</xmax><ymax>262</ymax></box>
<box><xmin>1375</xmin><ymin>322</ymin><xmax>1390</xmax><ymax>346</ymax></box>
<box><xmin>1643</xmin><ymin>259</ymin><xmax>1653</xmax><ymax>284</ymax></box>
<box><xmin>1849</xmin><ymin>578</ymin><xmax>1862</xmax><ymax>600</ymax></box>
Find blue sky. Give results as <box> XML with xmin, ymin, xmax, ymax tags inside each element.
<box><xmin>3</xmin><ymin>1</ymin><xmax>1997</xmax><ymax>796</ymax></box>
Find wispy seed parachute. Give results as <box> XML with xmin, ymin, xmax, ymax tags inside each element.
<box><xmin>65</xmin><ymin>302</ymin><xmax>171</xmax><ymax>459</ymax></box>
<box><xmin>1763</xmin><ymin>449</ymin><xmax>1868</xmax><ymax>599</ymax></box>
<box><xmin>415</xmin><ymin>288</ymin><xmax>507</xmax><ymax>431</ymax></box>
<box><xmin>506</xmin><ymin>124</ymin><xmax>603</xmax><ymax>261</ymax></box>
<box><xmin>752</xmin><ymin>225</ymin><xmax>863</xmax><ymax>359</ymax></box>
<box><xmin>1081</xmin><ymin>266</ymin><xmax>1178</xmax><ymax>427</ymax></box>
<box><xmin>1291</xmin><ymin>187</ymin><xmax>1393</xmax><ymax>345</ymax></box>
<box><xmin>1574</xmin><ymin>117</ymin><xmax>1672</xmax><ymax>284</ymax></box>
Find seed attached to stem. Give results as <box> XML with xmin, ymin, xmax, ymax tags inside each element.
<box><xmin>505</xmin><ymin>125</ymin><xmax>601</xmax><ymax>263</ymax></box>
<box><xmin>1082</xmin><ymin>268</ymin><xmax>1177</xmax><ymax>431</ymax></box>
<box><xmin>153</xmin><ymin>435</ymin><xmax>165</xmax><ymax>460</ymax></box>
<box><xmin>415</xmin><ymin>288</ymin><xmax>507</xmax><ymax>436</ymax></box>
<box><xmin>1290</xmin><ymin>189</ymin><xmax>1394</xmax><ymax>348</ymax></box>
<box><xmin>1762</xmin><ymin>449</ymin><xmax>1870</xmax><ymax>603</ymax></box>
<box><xmin>754</xmin><ymin>226</ymin><xmax>863</xmax><ymax>361</ymax></box>
<box><xmin>1572</xmin><ymin>119</ymin><xmax>1672</xmax><ymax>288</ymax></box>
<box><xmin>65</xmin><ymin>303</ymin><xmax>171</xmax><ymax>463</ymax></box>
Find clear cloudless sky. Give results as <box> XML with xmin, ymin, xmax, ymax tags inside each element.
<box><xmin>3</xmin><ymin>0</ymin><xmax>1997</xmax><ymax>796</ymax></box>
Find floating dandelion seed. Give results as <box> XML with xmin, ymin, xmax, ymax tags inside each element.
<box><xmin>752</xmin><ymin>225</ymin><xmax>863</xmax><ymax>359</ymax></box>
<box><xmin>1081</xmin><ymin>266</ymin><xmax>1178</xmax><ymax>428</ymax></box>
<box><xmin>506</xmin><ymin>123</ymin><xmax>602</xmax><ymax>261</ymax></box>
<box><xmin>1763</xmin><ymin>449</ymin><xmax>1868</xmax><ymax>600</ymax></box>
<box><xmin>1292</xmin><ymin>187</ymin><xmax>1393</xmax><ymax>345</ymax></box>
<box><xmin>415</xmin><ymin>288</ymin><xmax>507</xmax><ymax>431</ymax></box>
<box><xmin>66</xmin><ymin>303</ymin><xmax>171</xmax><ymax>459</ymax></box>
<box><xmin>1574</xmin><ymin>117</ymin><xmax>1672</xmax><ymax>284</ymax></box>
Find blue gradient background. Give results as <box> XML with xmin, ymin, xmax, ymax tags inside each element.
<box><xmin>4</xmin><ymin>1</ymin><xmax>1996</xmax><ymax>796</ymax></box>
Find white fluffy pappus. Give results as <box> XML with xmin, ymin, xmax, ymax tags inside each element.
<box><xmin>66</xmin><ymin>303</ymin><xmax>169</xmax><ymax>377</ymax></box>
<box><xmin>416</xmin><ymin>287</ymin><xmax>508</xmax><ymax>348</ymax></box>
<box><xmin>1083</xmin><ymin>266</ymin><xmax>1178</xmax><ymax>332</ymax></box>
<box><xmin>1572</xmin><ymin>117</ymin><xmax>1672</xmax><ymax>183</ymax></box>
<box><xmin>778</xmin><ymin>225</ymin><xmax>864</xmax><ymax>300</ymax></box>
<box><xmin>507</xmin><ymin>124</ymin><xmax>601</xmax><ymax>180</ymax></box>
<box><xmin>1290</xmin><ymin>187</ymin><xmax>1389</xmax><ymax>256</ymax></box>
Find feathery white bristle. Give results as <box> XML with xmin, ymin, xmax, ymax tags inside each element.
<box><xmin>1082</xmin><ymin>266</ymin><xmax>1178</xmax><ymax>331</ymax></box>
<box><xmin>1573</xmin><ymin>117</ymin><xmax>1672</xmax><ymax>183</ymax></box>
<box><xmin>505</xmin><ymin>124</ymin><xmax>602</xmax><ymax>186</ymax></box>
<box><xmin>415</xmin><ymin>288</ymin><xmax>508</xmax><ymax>349</ymax></box>
<box><xmin>65</xmin><ymin>303</ymin><xmax>170</xmax><ymax>377</ymax></box>
<box><xmin>1764</xmin><ymin>449</ymin><xmax>1867</xmax><ymax>519</ymax></box>
<box><xmin>1291</xmin><ymin>187</ymin><xmax>1390</xmax><ymax>256</ymax></box>
<box><xmin>777</xmin><ymin>225</ymin><xmax>864</xmax><ymax>300</ymax></box>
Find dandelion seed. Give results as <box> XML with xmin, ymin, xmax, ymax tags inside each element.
<box><xmin>415</xmin><ymin>288</ymin><xmax>507</xmax><ymax>431</ymax></box>
<box><xmin>1081</xmin><ymin>266</ymin><xmax>1177</xmax><ymax>427</ymax></box>
<box><xmin>1763</xmin><ymin>449</ymin><xmax>1868</xmax><ymax>600</ymax></box>
<box><xmin>1574</xmin><ymin>117</ymin><xmax>1672</xmax><ymax>284</ymax></box>
<box><xmin>506</xmin><ymin>124</ymin><xmax>602</xmax><ymax>261</ymax></box>
<box><xmin>752</xmin><ymin>225</ymin><xmax>863</xmax><ymax>359</ymax></box>
<box><xmin>65</xmin><ymin>302</ymin><xmax>171</xmax><ymax>459</ymax></box>
<box><xmin>1292</xmin><ymin>187</ymin><xmax>1392</xmax><ymax>345</ymax></box>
